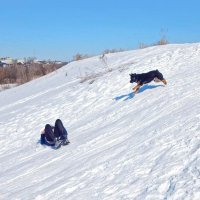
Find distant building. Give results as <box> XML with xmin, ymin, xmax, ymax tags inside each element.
<box><xmin>17</xmin><ymin>59</ymin><xmax>25</xmax><ymax>65</ymax></box>
<box><xmin>0</xmin><ymin>57</ymin><xmax>14</xmax><ymax>65</ymax></box>
<box><xmin>0</xmin><ymin>61</ymin><xmax>8</xmax><ymax>67</ymax></box>
<box><xmin>33</xmin><ymin>60</ymin><xmax>46</xmax><ymax>64</ymax></box>
<box><xmin>55</xmin><ymin>61</ymin><xmax>63</xmax><ymax>64</ymax></box>
<box><xmin>0</xmin><ymin>61</ymin><xmax>4</xmax><ymax>67</ymax></box>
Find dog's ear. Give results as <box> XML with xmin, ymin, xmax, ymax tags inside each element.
<box><xmin>129</xmin><ymin>73</ymin><xmax>132</xmax><ymax>76</ymax></box>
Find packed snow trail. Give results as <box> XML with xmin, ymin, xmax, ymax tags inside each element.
<box><xmin>0</xmin><ymin>43</ymin><xmax>200</xmax><ymax>200</ymax></box>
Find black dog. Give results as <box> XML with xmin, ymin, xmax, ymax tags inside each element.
<box><xmin>130</xmin><ymin>69</ymin><xmax>167</xmax><ymax>93</ymax></box>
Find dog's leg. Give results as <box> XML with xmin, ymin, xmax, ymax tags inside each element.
<box><xmin>134</xmin><ymin>85</ymin><xmax>141</xmax><ymax>93</ymax></box>
<box><xmin>162</xmin><ymin>79</ymin><xmax>167</xmax><ymax>85</ymax></box>
<box><xmin>154</xmin><ymin>78</ymin><xmax>167</xmax><ymax>85</ymax></box>
<box><xmin>133</xmin><ymin>85</ymin><xmax>139</xmax><ymax>91</ymax></box>
<box><xmin>133</xmin><ymin>82</ymin><xmax>142</xmax><ymax>93</ymax></box>
<box><xmin>155</xmin><ymin>71</ymin><xmax>167</xmax><ymax>85</ymax></box>
<box><xmin>154</xmin><ymin>77</ymin><xmax>161</xmax><ymax>82</ymax></box>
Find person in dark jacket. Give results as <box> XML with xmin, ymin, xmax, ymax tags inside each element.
<box><xmin>41</xmin><ymin>119</ymin><xmax>70</xmax><ymax>149</ymax></box>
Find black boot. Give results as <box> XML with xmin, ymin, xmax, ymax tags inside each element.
<box><xmin>54</xmin><ymin>138</ymin><xmax>62</xmax><ymax>149</ymax></box>
<box><xmin>62</xmin><ymin>137</ymin><xmax>70</xmax><ymax>145</ymax></box>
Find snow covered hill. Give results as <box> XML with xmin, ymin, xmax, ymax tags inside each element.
<box><xmin>0</xmin><ymin>43</ymin><xmax>200</xmax><ymax>200</ymax></box>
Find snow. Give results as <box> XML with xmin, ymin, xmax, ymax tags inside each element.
<box><xmin>0</xmin><ymin>43</ymin><xmax>200</xmax><ymax>200</ymax></box>
<box><xmin>0</xmin><ymin>84</ymin><xmax>18</xmax><ymax>91</ymax></box>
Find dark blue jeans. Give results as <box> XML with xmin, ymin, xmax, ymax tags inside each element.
<box><xmin>41</xmin><ymin>119</ymin><xmax>68</xmax><ymax>146</ymax></box>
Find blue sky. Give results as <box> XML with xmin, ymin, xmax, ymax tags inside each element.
<box><xmin>0</xmin><ymin>0</ymin><xmax>200</xmax><ymax>61</ymax></box>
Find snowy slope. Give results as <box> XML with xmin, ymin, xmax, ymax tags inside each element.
<box><xmin>0</xmin><ymin>43</ymin><xmax>200</xmax><ymax>200</ymax></box>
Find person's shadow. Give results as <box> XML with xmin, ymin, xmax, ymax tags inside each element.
<box><xmin>114</xmin><ymin>84</ymin><xmax>164</xmax><ymax>101</ymax></box>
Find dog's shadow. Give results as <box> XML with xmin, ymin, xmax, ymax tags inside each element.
<box><xmin>114</xmin><ymin>84</ymin><xmax>164</xmax><ymax>101</ymax></box>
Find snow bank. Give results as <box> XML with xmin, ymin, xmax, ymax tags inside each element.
<box><xmin>0</xmin><ymin>43</ymin><xmax>200</xmax><ymax>200</ymax></box>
